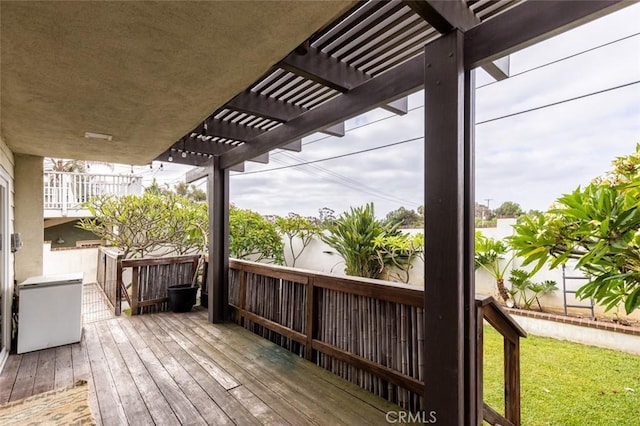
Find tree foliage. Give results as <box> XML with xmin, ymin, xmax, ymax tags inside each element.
<box><xmin>145</xmin><ymin>179</ymin><xmax>206</xmax><ymax>202</ymax></box>
<box><xmin>509</xmin><ymin>145</ymin><xmax>640</xmax><ymax>314</ymax></box>
<box><xmin>494</xmin><ymin>201</ymin><xmax>524</xmax><ymax>218</ymax></box>
<box><xmin>384</xmin><ymin>206</ymin><xmax>423</xmax><ymax>228</ymax></box>
<box><xmin>322</xmin><ymin>203</ymin><xmax>400</xmax><ymax>278</ymax></box>
<box><xmin>229</xmin><ymin>206</ymin><xmax>284</xmax><ymax>264</ymax></box>
<box><xmin>78</xmin><ymin>192</ymin><xmax>207</xmax><ymax>259</ymax></box>
<box><xmin>276</xmin><ymin>213</ymin><xmax>321</xmax><ymax>267</ymax></box>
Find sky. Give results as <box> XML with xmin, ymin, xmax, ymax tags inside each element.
<box><xmin>119</xmin><ymin>3</ymin><xmax>640</xmax><ymax>219</ymax></box>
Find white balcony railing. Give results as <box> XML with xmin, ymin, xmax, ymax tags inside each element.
<box><xmin>44</xmin><ymin>172</ymin><xmax>142</xmax><ymax>217</ymax></box>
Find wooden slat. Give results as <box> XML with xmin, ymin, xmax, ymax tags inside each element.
<box><xmin>483</xmin><ymin>402</ymin><xmax>515</xmax><ymax>426</ymax></box>
<box><xmin>84</xmin><ymin>323</ymin><xmax>128</xmax><ymax>425</ymax></box>
<box><xmin>107</xmin><ymin>321</ymin><xmax>180</xmax><ymax>424</ymax></box>
<box><xmin>241</xmin><ymin>310</ymin><xmax>307</xmax><ymax>344</ymax></box>
<box><xmin>9</xmin><ymin>351</ymin><xmax>38</xmax><ymax>401</ymax></box>
<box><xmin>182</xmin><ymin>314</ymin><xmax>391</xmax><ymax>425</ymax></box>
<box><xmin>504</xmin><ymin>340</ymin><xmax>521</xmax><ymax>425</ymax></box>
<box><xmin>0</xmin><ymin>355</ymin><xmax>21</xmax><ymax>403</ymax></box>
<box><xmin>94</xmin><ymin>321</ymin><xmax>154</xmax><ymax>424</ymax></box>
<box><xmin>32</xmin><ymin>347</ymin><xmax>56</xmax><ymax>394</ymax></box>
<box><xmin>312</xmin><ymin>340</ymin><xmax>423</xmax><ymax>395</ymax></box>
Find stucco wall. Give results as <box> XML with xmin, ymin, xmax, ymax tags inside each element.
<box><xmin>14</xmin><ymin>154</ymin><xmax>43</xmax><ymax>282</ymax></box>
<box><xmin>43</xmin><ymin>243</ymin><xmax>97</xmax><ymax>284</ymax></box>
<box><xmin>283</xmin><ymin>219</ymin><xmax>640</xmax><ymax>322</ymax></box>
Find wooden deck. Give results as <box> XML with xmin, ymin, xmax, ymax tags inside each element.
<box><xmin>0</xmin><ymin>286</ymin><xmax>404</xmax><ymax>425</ymax></box>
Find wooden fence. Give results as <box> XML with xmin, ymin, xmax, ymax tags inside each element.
<box><xmin>123</xmin><ymin>255</ymin><xmax>200</xmax><ymax>315</ymax></box>
<box><xmin>96</xmin><ymin>247</ymin><xmax>123</xmax><ymax>315</ymax></box>
<box><xmin>228</xmin><ymin>259</ymin><xmax>526</xmax><ymax>425</ymax></box>
<box><xmin>96</xmin><ymin>247</ymin><xmax>200</xmax><ymax>315</ymax></box>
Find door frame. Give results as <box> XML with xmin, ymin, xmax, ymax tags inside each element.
<box><xmin>0</xmin><ymin>167</ymin><xmax>13</xmax><ymax>372</ymax></box>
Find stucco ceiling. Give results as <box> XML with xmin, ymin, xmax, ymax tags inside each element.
<box><xmin>0</xmin><ymin>1</ymin><xmax>354</xmax><ymax>164</ymax></box>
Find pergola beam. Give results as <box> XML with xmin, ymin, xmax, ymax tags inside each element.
<box><xmin>227</xmin><ymin>91</ymin><xmax>308</xmax><ymax>122</ymax></box>
<box><xmin>204</xmin><ymin>118</ymin><xmax>265</xmax><ymax>142</ymax></box>
<box><xmin>405</xmin><ymin>0</ymin><xmax>479</xmax><ymax>33</ymax></box>
<box><xmin>221</xmin><ymin>54</ymin><xmax>424</xmax><ymax>169</ymax></box>
<box><xmin>465</xmin><ymin>0</ymin><xmax>628</xmax><ymax>69</ymax></box>
<box><xmin>279</xmin><ymin>46</ymin><xmax>370</xmax><ymax>93</ymax></box>
<box><xmin>381</xmin><ymin>97</ymin><xmax>409</xmax><ymax>116</ymax></box>
<box><xmin>321</xmin><ymin>122</ymin><xmax>345</xmax><ymax>137</ymax></box>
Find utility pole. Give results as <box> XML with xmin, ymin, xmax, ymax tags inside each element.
<box><xmin>483</xmin><ymin>198</ymin><xmax>493</xmax><ymax>226</ymax></box>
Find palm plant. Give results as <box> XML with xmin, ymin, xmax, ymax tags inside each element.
<box><xmin>322</xmin><ymin>203</ymin><xmax>400</xmax><ymax>279</ymax></box>
<box><xmin>474</xmin><ymin>232</ymin><xmax>514</xmax><ymax>303</ymax></box>
<box><xmin>508</xmin><ymin>269</ymin><xmax>558</xmax><ymax>310</ymax></box>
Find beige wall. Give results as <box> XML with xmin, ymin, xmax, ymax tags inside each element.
<box><xmin>14</xmin><ymin>154</ymin><xmax>43</xmax><ymax>282</ymax></box>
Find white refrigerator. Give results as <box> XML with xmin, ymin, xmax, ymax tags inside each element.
<box><xmin>18</xmin><ymin>272</ymin><xmax>83</xmax><ymax>354</ymax></box>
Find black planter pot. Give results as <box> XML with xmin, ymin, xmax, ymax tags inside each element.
<box><xmin>168</xmin><ymin>284</ymin><xmax>198</xmax><ymax>313</ymax></box>
<box><xmin>200</xmin><ymin>291</ymin><xmax>208</xmax><ymax>308</ymax></box>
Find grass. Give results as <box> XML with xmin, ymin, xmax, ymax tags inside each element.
<box><xmin>483</xmin><ymin>327</ymin><xmax>640</xmax><ymax>425</ymax></box>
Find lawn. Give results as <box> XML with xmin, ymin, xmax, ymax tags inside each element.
<box><xmin>483</xmin><ymin>326</ymin><xmax>640</xmax><ymax>425</ymax></box>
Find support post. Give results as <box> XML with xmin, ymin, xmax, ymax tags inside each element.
<box><xmin>423</xmin><ymin>30</ymin><xmax>476</xmax><ymax>424</ymax></box>
<box><xmin>207</xmin><ymin>157</ymin><xmax>230</xmax><ymax>323</ymax></box>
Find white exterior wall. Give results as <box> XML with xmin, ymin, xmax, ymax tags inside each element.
<box><xmin>43</xmin><ymin>243</ymin><xmax>98</xmax><ymax>284</ymax></box>
<box><xmin>282</xmin><ymin>219</ymin><xmax>640</xmax><ymax>322</ymax></box>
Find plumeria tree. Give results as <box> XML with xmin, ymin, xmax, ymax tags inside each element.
<box><xmin>276</xmin><ymin>213</ymin><xmax>321</xmax><ymax>267</ymax></box>
<box><xmin>510</xmin><ymin>145</ymin><xmax>640</xmax><ymax>314</ymax></box>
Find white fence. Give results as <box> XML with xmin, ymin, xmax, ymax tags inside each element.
<box><xmin>44</xmin><ymin>172</ymin><xmax>142</xmax><ymax>217</ymax></box>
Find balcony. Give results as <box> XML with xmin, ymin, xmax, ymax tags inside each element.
<box><xmin>43</xmin><ymin>172</ymin><xmax>142</xmax><ymax>218</ymax></box>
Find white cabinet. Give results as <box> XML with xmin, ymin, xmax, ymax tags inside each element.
<box><xmin>18</xmin><ymin>273</ymin><xmax>83</xmax><ymax>354</ymax></box>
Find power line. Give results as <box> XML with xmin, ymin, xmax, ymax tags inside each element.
<box><xmin>234</xmin><ymin>136</ymin><xmax>423</xmax><ymax>176</ymax></box>
<box><xmin>477</xmin><ymin>32</ymin><xmax>640</xmax><ymax>90</ymax></box>
<box><xmin>476</xmin><ymin>80</ymin><xmax>640</xmax><ymax>125</ymax></box>
<box><xmin>277</xmin><ymin>151</ymin><xmax>419</xmax><ymax>207</ymax></box>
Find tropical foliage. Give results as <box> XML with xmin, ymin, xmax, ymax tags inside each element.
<box><xmin>474</xmin><ymin>232</ymin><xmax>514</xmax><ymax>302</ymax></box>
<box><xmin>322</xmin><ymin>203</ymin><xmax>401</xmax><ymax>278</ymax></box>
<box><xmin>507</xmin><ymin>269</ymin><xmax>558</xmax><ymax>310</ymax></box>
<box><xmin>374</xmin><ymin>233</ymin><xmax>424</xmax><ymax>283</ymax></box>
<box><xmin>509</xmin><ymin>145</ymin><xmax>640</xmax><ymax>314</ymax></box>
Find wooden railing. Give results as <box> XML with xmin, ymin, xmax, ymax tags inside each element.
<box><xmin>476</xmin><ymin>296</ymin><xmax>527</xmax><ymax>426</ymax></box>
<box><xmin>228</xmin><ymin>259</ymin><xmax>526</xmax><ymax>423</ymax></box>
<box><xmin>96</xmin><ymin>247</ymin><xmax>123</xmax><ymax>315</ymax></box>
<box><xmin>122</xmin><ymin>255</ymin><xmax>200</xmax><ymax>315</ymax></box>
<box><xmin>97</xmin><ymin>247</ymin><xmax>200</xmax><ymax>316</ymax></box>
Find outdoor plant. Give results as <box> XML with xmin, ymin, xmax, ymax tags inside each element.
<box><xmin>373</xmin><ymin>233</ymin><xmax>424</xmax><ymax>283</ymax></box>
<box><xmin>507</xmin><ymin>269</ymin><xmax>558</xmax><ymax>310</ymax></box>
<box><xmin>509</xmin><ymin>145</ymin><xmax>640</xmax><ymax>314</ymax></box>
<box><xmin>275</xmin><ymin>213</ymin><xmax>322</xmax><ymax>267</ymax></box>
<box><xmin>229</xmin><ymin>206</ymin><xmax>284</xmax><ymax>264</ymax></box>
<box><xmin>78</xmin><ymin>192</ymin><xmax>185</xmax><ymax>259</ymax></box>
<box><xmin>322</xmin><ymin>203</ymin><xmax>400</xmax><ymax>279</ymax></box>
<box><xmin>474</xmin><ymin>232</ymin><xmax>514</xmax><ymax>303</ymax></box>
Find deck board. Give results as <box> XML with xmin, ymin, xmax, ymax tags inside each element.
<box><xmin>1</xmin><ymin>305</ymin><xmax>405</xmax><ymax>425</ymax></box>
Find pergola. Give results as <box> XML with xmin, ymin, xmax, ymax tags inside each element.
<box><xmin>1</xmin><ymin>0</ymin><xmax>631</xmax><ymax>423</ymax></box>
<box><xmin>152</xmin><ymin>1</ymin><xmax>628</xmax><ymax>422</ymax></box>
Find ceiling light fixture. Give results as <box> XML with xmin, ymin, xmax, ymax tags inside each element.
<box><xmin>84</xmin><ymin>132</ymin><xmax>112</xmax><ymax>141</ymax></box>
<box><xmin>168</xmin><ymin>154</ymin><xmax>173</xmax><ymax>162</ymax></box>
